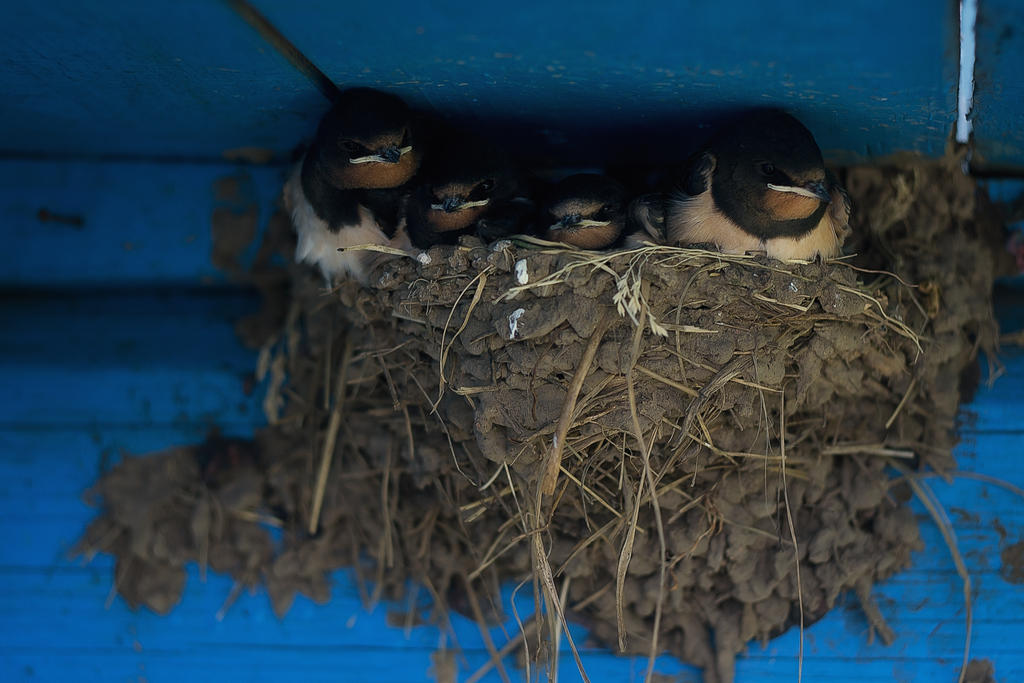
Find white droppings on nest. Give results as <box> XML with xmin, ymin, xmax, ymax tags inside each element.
<box><xmin>508</xmin><ymin>308</ymin><xmax>526</xmax><ymax>339</ymax></box>
<box><xmin>789</xmin><ymin>281</ymin><xmax>799</xmax><ymax>292</ymax></box>
<box><xmin>417</xmin><ymin>252</ymin><xmax>432</xmax><ymax>265</ymax></box>
<box><xmin>490</xmin><ymin>240</ymin><xmax>512</xmax><ymax>252</ymax></box>
<box><xmin>514</xmin><ymin>259</ymin><xmax>529</xmax><ymax>285</ymax></box>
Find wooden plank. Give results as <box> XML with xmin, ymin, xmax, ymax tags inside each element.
<box><xmin>0</xmin><ymin>2</ymin><xmax>958</xmax><ymax>165</ymax></box>
<box><xmin>247</xmin><ymin>0</ymin><xmax>959</xmax><ymax>165</ymax></box>
<box><xmin>963</xmin><ymin>281</ymin><xmax>1024</xmax><ymax>434</ymax></box>
<box><xmin>0</xmin><ymin>1</ymin><xmax>320</xmax><ymax>161</ymax></box>
<box><xmin>0</xmin><ymin>161</ymin><xmax>286</xmax><ymax>287</ymax></box>
<box><xmin>0</xmin><ymin>555</ymin><xmax>1020</xmax><ymax>681</ymax></box>
<box><xmin>0</xmin><ymin>290</ymin><xmax>265</xmax><ymax>427</ymax></box>
<box><xmin>961</xmin><ymin>354</ymin><xmax>1024</xmax><ymax>434</ymax></box>
<box><xmin>973</xmin><ymin>0</ymin><xmax>1024</xmax><ymax>171</ymax></box>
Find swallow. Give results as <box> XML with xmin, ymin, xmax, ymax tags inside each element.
<box><xmin>637</xmin><ymin>110</ymin><xmax>850</xmax><ymax>261</ymax></box>
<box><xmin>541</xmin><ymin>174</ymin><xmax>630</xmax><ymax>250</ymax></box>
<box><xmin>283</xmin><ymin>88</ymin><xmax>422</xmax><ymax>284</ymax></box>
<box><xmin>404</xmin><ymin>128</ymin><xmax>533</xmax><ymax>249</ymax></box>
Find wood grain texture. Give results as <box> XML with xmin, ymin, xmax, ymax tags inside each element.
<box><xmin>0</xmin><ymin>1</ymin><xmax>961</xmax><ymax>165</ymax></box>
<box><xmin>973</xmin><ymin>0</ymin><xmax>1024</xmax><ymax>171</ymax></box>
<box><xmin>0</xmin><ymin>161</ymin><xmax>286</xmax><ymax>288</ymax></box>
<box><xmin>0</xmin><ymin>1</ymin><xmax>321</xmax><ymax>161</ymax></box>
<box><xmin>0</xmin><ymin>290</ymin><xmax>265</xmax><ymax>428</ymax></box>
<box><xmin>245</xmin><ymin>0</ymin><xmax>962</xmax><ymax>166</ymax></box>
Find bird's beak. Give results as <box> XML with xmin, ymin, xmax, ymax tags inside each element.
<box><xmin>549</xmin><ymin>213</ymin><xmax>610</xmax><ymax>232</ymax></box>
<box><xmin>804</xmin><ymin>180</ymin><xmax>831</xmax><ymax>202</ymax></box>
<box><xmin>440</xmin><ymin>196</ymin><xmax>463</xmax><ymax>213</ymax></box>
<box><xmin>767</xmin><ymin>180</ymin><xmax>830</xmax><ymax>202</ymax></box>
<box><xmin>550</xmin><ymin>213</ymin><xmax>581</xmax><ymax>232</ymax></box>
<box><xmin>429</xmin><ymin>196</ymin><xmax>490</xmax><ymax>213</ymax></box>
<box><xmin>349</xmin><ymin>145</ymin><xmax>413</xmax><ymax>165</ymax></box>
<box><xmin>378</xmin><ymin>146</ymin><xmax>401</xmax><ymax>163</ymax></box>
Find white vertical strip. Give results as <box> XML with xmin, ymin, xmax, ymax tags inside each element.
<box><xmin>957</xmin><ymin>0</ymin><xmax>978</xmax><ymax>143</ymax></box>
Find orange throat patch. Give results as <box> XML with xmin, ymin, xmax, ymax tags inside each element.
<box><xmin>332</xmin><ymin>149</ymin><xmax>421</xmax><ymax>189</ymax></box>
<box><xmin>427</xmin><ymin>204</ymin><xmax>487</xmax><ymax>233</ymax></box>
<box><xmin>763</xmin><ymin>189</ymin><xmax>823</xmax><ymax>221</ymax></box>
<box><xmin>547</xmin><ymin>221</ymin><xmax>621</xmax><ymax>249</ymax></box>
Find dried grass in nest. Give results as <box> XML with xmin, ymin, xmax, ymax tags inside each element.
<box><xmin>78</xmin><ymin>157</ymin><xmax>1008</xmax><ymax>683</ymax></box>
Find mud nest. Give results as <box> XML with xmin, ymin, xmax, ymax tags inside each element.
<box><xmin>78</xmin><ymin>157</ymin><xmax>1009</xmax><ymax>683</ymax></box>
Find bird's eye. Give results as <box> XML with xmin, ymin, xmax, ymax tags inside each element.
<box><xmin>759</xmin><ymin>162</ymin><xmax>776</xmax><ymax>176</ymax></box>
<box><xmin>478</xmin><ymin>178</ymin><xmax>496</xmax><ymax>193</ymax></box>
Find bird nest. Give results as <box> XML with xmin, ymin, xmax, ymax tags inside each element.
<box><xmin>78</xmin><ymin>157</ymin><xmax>1007</xmax><ymax>683</ymax></box>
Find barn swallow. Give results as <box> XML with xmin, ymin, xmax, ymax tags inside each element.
<box><xmin>647</xmin><ymin>110</ymin><xmax>850</xmax><ymax>260</ymax></box>
<box><xmin>404</xmin><ymin>128</ymin><xmax>533</xmax><ymax>249</ymax></box>
<box><xmin>283</xmin><ymin>88</ymin><xmax>422</xmax><ymax>284</ymax></box>
<box><xmin>541</xmin><ymin>174</ymin><xmax>629</xmax><ymax>250</ymax></box>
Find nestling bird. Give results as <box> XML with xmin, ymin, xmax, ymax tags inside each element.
<box><xmin>283</xmin><ymin>88</ymin><xmax>422</xmax><ymax>284</ymax></box>
<box><xmin>404</xmin><ymin>128</ymin><xmax>533</xmax><ymax>249</ymax></box>
<box><xmin>634</xmin><ymin>110</ymin><xmax>850</xmax><ymax>260</ymax></box>
<box><xmin>541</xmin><ymin>174</ymin><xmax>630</xmax><ymax>250</ymax></box>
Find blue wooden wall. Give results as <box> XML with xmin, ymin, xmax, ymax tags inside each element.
<box><xmin>1</xmin><ymin>161</ymin><xmax>1023</xmax><ymax>681</ymax></box>
<box><xmin>974</xmin><ymin>0</ymin><xmax>1024</xmax><ymax>170</ymax></box>
<box><xmin>1</xmin><ymin>1</ymin><xmax>1024</xmax><ymax>681</ymax></box>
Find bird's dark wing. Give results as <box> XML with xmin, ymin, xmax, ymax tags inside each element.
<box><xmin>681</xmin><ymin>152</ymin><xmax>716</xmax><ymax>197</ymax></box>
<box><xmin>359</xmin><ymin>187</ymin><xmax>406</xmax><ymax>238</ymax></box>
<box><xmin>300</xmin><ymin>152</ymin><xmax>362</xmax><ymax>231</ymax></box>
<box><xmin>627</xmin><ymin>193</ymin><xmax>668</xmax><ymax>243</ymax></box>
<box><xmin>476</xmin><ymin>196</ymin><xmax>537</xmax><ymax>242</ymax></box>
<box><xmin>825</xmin><ymin>169</ymin><xmax>852</xmax><ymax>246</ymax></box>
<box><xmin>825</xmin><ymin>170</ymin><xmax>851</xmax><ymax>221</ymax></box>
<box><xmin>402</xmin><ymin>188</ymin><xmax>439</xmax><ymax>250</ymax></box>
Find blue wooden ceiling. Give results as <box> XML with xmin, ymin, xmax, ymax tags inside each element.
<box><xmin>0</xmin><ymin>2</ymin><xmax>320</xmax><ymax>162</ymax></box>
<box><xmin>0</xmin><ymin>1</ymin><xmax>1018</xmax><ymax>168</ymax></box>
